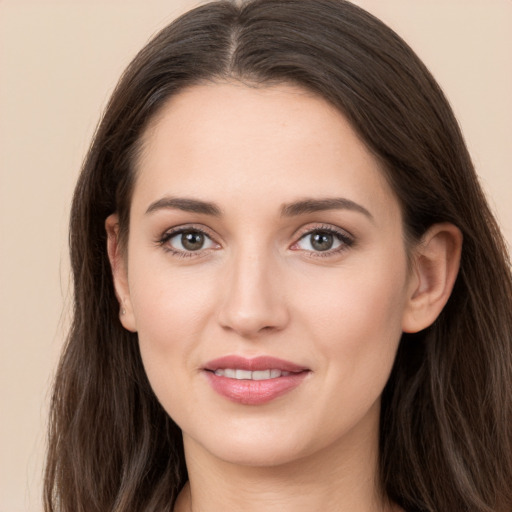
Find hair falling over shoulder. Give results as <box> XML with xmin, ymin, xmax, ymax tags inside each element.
<box><xmin>44</xmin><ymin>1</ymin><xmax>512</xmax><ymax>511</ymax></box>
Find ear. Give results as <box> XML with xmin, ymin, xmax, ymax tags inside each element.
<box><xmin>402</xmin><ymin>223</ymin><xmax>462</xmax><ymax>333</ymax></box>
<box><xmin>105</xmin><ymin>214</ymin><xmax>137</xmax><ymax>332</ymax></box>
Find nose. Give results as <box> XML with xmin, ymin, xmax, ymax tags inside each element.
<box><xmin>217</xmin><ymin>248</ymin><xmax>290</xmax><ymax>338</ymax></box>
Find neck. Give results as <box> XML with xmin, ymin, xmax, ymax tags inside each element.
<box><xmin>174</xmin><ymin>410</ymin><xmax>397</xmax><ymax>512</ymax></box>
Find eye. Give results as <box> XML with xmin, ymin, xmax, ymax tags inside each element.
<box><xmin>292</xmin><ymin>227</ymin><xmax>354</xmax><ymax>255</ymax></box>
<box><xmin>160</xmin><ymin>228</ymin><xmax>218</xmax><ymax>254</ymax></box>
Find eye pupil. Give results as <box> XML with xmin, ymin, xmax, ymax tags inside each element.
<box><xmin>182</xmin><ymin>231</ymin><xmax>204</xmax><ymax>251</ymax></box>
<box><xmin>311</xmin><ymin>232</ymin><xmax>333</xmax><ymax>251</ymax></box>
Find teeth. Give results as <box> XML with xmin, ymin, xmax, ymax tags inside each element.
<box><xmin>213</xmin><ymin>369</ymin><xmax>291</xmax><ymax>380</ymax></box>
<box><xmin>235</xmin><ymin>369</ymin><xmax>252</xmax><ymax>380</ymax></box>
<box><xmin>252</xmin><ymin>370</ymin><xmax>271</xmax><ymax>380</ymax></box>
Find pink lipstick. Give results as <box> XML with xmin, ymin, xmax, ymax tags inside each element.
<box><xmin>203</xmin><ymin>355</ymin><xmax>310</xmax><ymax>405</ymax></box>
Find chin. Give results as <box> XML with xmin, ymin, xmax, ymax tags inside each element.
<box><xmin>182</xmin><ymin>416</ymin><xmax>338</xmax><ymax>470</ymax></box>
<box><xmin>204</xmin><ymin>439</ymin><xmax>309</xmax><ymax>468</ymax></box>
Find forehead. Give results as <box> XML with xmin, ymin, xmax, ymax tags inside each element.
<box><xmin>132</xmin><ymin>82</ymin><xmax>399</xmax><ymax>221</ymax></box>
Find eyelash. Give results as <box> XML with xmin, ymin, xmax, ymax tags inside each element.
<box><xmin>156</xmin><ymin>223</ymin><xmax>354</xmax><ymax>259</ymax></box>
<box><xmin>292</xmin><ymin>224</ymin><xmax>355</xmax><ymax>258</ymax></box>
<box><xmin>156</xmin><ymin>225</ymin><xmax>218</xmax><ymax>259</ymax></box>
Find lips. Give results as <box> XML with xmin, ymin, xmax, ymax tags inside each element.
<box><xmin>203</xmin><ymin>355</ymin><xmax>310</xmax><ymax>405</ymax></box>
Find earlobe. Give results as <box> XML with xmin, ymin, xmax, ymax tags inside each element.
<box><xmin>105</xmin><ymin>214</ymin><xmax>137</xmax><ymax>332</ymax></box>
<box><xmin>402</xmin><ymin>223</ymin><xmax>462</xmax><ymax>333</ymax></box>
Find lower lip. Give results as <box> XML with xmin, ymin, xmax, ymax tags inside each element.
<box><xmin>204</xmin><ymin>371</ymin><xmax>309</xmax><ymax>405</ymax></box>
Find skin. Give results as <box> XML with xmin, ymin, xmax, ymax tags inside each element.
<box><xmin>107</xmin><ymin>83</ymin><xmax>462</xmax><ymax>511</ymax></box>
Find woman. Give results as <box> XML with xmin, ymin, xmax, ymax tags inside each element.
<box><xmin>44</xmin><ymin>1</ymin><xmax>512</xmax><ymax>511</ymax></box>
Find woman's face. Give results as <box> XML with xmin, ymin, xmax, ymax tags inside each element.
<box><xmin>117</xmin><ymin>83</ymin><xmax>417</xmax><ymax>467</ymax></box>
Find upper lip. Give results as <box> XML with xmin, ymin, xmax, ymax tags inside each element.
<box><xmin>204</xmin><ymin>355</ymin><xmax>308</xmax><ymax>373</ymax></box>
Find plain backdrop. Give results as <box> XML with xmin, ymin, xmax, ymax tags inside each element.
<box><xmin>0</xmin><ymin>1</ymin><xmax>511</xmax><ymax>510</ymax></box>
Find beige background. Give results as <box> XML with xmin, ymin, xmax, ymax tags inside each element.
<box><xmin>0</xmin><ymin>1</ymin><xmax>510</xmax><ymax>510</ymax></box>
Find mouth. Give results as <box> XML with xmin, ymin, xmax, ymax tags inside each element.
<box><xmin>203</xmin><ymin>355</ymin><xmax>310</xmax><ymax>405</ymax></box>
<box><xmin>211</xmin><ymin>368</ymin><xmax>292</xmax><ymax>380</ymax></box>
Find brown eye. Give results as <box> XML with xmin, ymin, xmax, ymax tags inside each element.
<box><xmin>293</xmin><ymin>228</ymin><xmax>353</xmax><ymax>255</ymax></box>
<box><xmin>181</xmin><ymin>231</ymin><xmax>205</xmax><ymax>251</ymax></box>
<box><xmin>163</xmin><ymin>228</ymin><xmax>217</xmax><ymax>254</ymax></box>
<box><xmin>310</xmin><ymin>232</ymin><xmax>334</xmax><ymax>251</ymax></box>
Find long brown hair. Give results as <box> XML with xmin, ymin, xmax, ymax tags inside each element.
<box><xmin>45</xmin><ymin>1</ymin><xmax>512</xmax><ymax>511</ymax></box>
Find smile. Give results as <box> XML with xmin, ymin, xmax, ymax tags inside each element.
<box><xmin>213</xmin><ymin>369</ymin><xmax>291</xmax><ymax>380</ymax></box>
<box><xmin>204</xmin><ymin>356</ymin><xmax>310</xmax><ymax>405</ymax></box>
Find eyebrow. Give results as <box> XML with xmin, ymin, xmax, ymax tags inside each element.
<box><xmin>281</xmin><ymin>197</ymin><xmax>373</xmax><ymax>221</ymax></box>
<box><xmin>145</xmin><ymin>197</ymin><xmax>222</xmax><ymax>216</ymax></box>
<box><xmin>144</xmin><ymin>196</ymin><xmax>372</xmax><ymax>221</ymax></box>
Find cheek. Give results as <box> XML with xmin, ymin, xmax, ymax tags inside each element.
<box><xmin>129</xmin><ymin>280</ymin><xmax>205</xmax><ymax>424</ymax></box>
<box><xmin>129</xmin><ymin>254</ymin><xmax>232</xmax><ymax>422</ymax></box>
<box><xmin>126</xmin><ymin>253</ymin><xmax>221</xmax><ymax>408</ymax></box>
<box><xmin>300</xmin><ymin>253</ymin><xmax>407</xmax><ymax>334</ymax></box>
<box><xmin>295</xmin><ymin>251</ymin><xmax>409</xmax><ymax>385</ymax></box>
<box><xmin>129</xmin><ymin>248</ymin><xmax>217</xmax><ymax>335</ymax></box>
<box><xmin>283</xmin><ymin>256</ymin><xmax>408</xmax><ymax>442</ymax></box>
